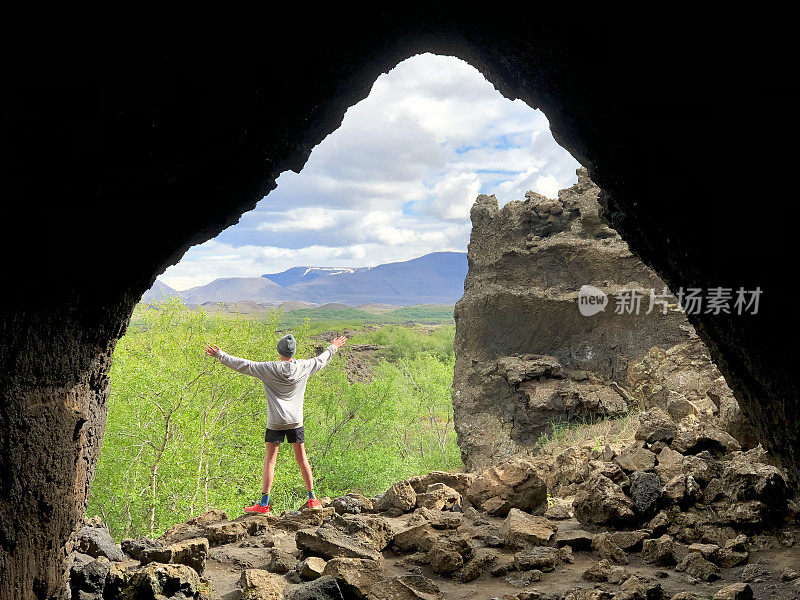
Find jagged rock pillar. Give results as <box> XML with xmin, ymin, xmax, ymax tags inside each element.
<box><xmin>453</xmin><ymin>170</ymin><xmax>704</xmax><ymax>470</ymax></box>
<box><xmin>0</xmin><ymin>302</ymin><xmax>127</xmax><ymax>599</ymax></box>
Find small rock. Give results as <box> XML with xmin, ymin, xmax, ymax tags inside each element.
<box><xmin>205</xmin><ymin>521</ymin><xmax>247</xmax><ymax>546</ymax></box>
<box><xmin>573</xmin><ymin>473</ymin><xmax>635</xmax><ymax>527</ymax></box>
<box><xmin>513</xmin><ymin>547</ymin><xmax>562</xmax><ymax>572</ymax></box>
<box><xmin>392</xmin><ymin>522</ymin><xmax>438</xmax><ymax>553</ymax></box>
<box><xmin>676</xmin><ymin>553</ymin><xmax>720</xmax><ymax>581</ymax></box>
<box><xmin>490</xmin><ymin>554</ymin><xmax>516</xmax><ymax>577</ymax></box>
<box><xmin>188</xmin><ymin>509</ymin><xmax>228</xmax><ymax>526</ymax></box>
<box><xmin>297</xmin><ymin>557</ymin><xmax>327</xmax><ymax>581</ymax></box>
<box><xmin>610</xmin><ymin>530</ymin><xmax>649</xmax><ymax>551</ymax></box>
<box><xmin>296</xmin><ymin>524</ymin><xmax>382</xmax><ymax>562</ymax></box>
<box><xmin>322</xmin><ymin>557</ymin><xmax>382</xmax><ymax>597</ymax></box>
<box><xmin>376</xmin><ymin>480</ymin><xmax>416</xmax><ymax>515</ymax></box>
<box><xmin>629</xmin><ymin>471</ymin><xmax>661</xmax><ymax>518</ymax></box>
<box><xmin>740</xmin><ymin>563</ymin><xmax>768</xmax><ymax>582</ymax></box>
<box><xmin>169</xmin><ymin>537</ymin><xmax>208</xmax><ymax>575</ymax></box>
<box><xmin>466</xmin><ymin>457</ymin><xmax>548</xmax><ymax>517</ymax></box>
<box><xmin>500</xmin><ymin>508</ymin><xmax>558</xmax><ymax>548</ymax></box>
<box><xmin>672</xmin><ymin>424</ymin><xmax>741</xmax><ymax>455</ymax></box>
<box><xmin>615</xmin><ymin>447</ymin><xmax>656</xmax><ymax>473</ymax></box>
<box><xmin>544</xmin><ymin>498</ymin><xmax>574</xmax><ymax>520</ymax></box>
<box><xmin>288</xmin><ymin>575</ymin><xmax>344</xmax><ymax>600</ymax></box>
<box><xmin>647</xmin><ymin>511</ymin><xmax>669</xmax><ymax>536</ymax></box>
<box><xmin>415</xmin><ymin>483</ymin><xmax>461</xmax><ymax>511</ymax></box>
<box><xmin>591</xmin><ymin>532</ymin><xmax>628</xmax><ymax>564</ymax></box>
<box><xmin>555</xmin><ymin>528</ymin><xmax>595</xmax><ymax>550</ymax></box>
<box><xmin>607</xmin><ymin>565</ymin><xmax>630</xmax><ymax>584</ymax></box>
<box><xmin>642</xmin><ymin>535</ymin><xmax>676</xmax><ymax>566</ymax></box>
<box><xmin>121</xmin><ymin>537</ymin><xmax>162</xmax><ymax>560</ymax></box>
<box><xmin>484</xmin><ymin>534</ymin><xmax>505</xmax><ymax>547</ymax></box>
<box><xmin>139</xmin><ymin>545</ymin><xmax>173</xmax><ymax>566</ymax></box>
<box><xmin>69</xmin><ymin>556</ymin><xmax>110</xmax><ymax>598</ymax></box>
<box><xmin>459</xmin><ymin>549</ymin><xmax>495</xmax><ymax>582</ymax></box>
<box><xmin>712</xmin><ymin>583</ymin><xmax>753</xmax><ymax>600</ymax></box>
<box><xmin>429</xmin><ymin>538</ymin><xmax>470</xmax><ymax>576</ymax></box>
<box><xmin>331</xmin><ymin>493</ymin><xmax>374</xmax><ymax>515</ymax></box>
<box><xmin>406</xmin><ymin>471</ymin><xmax>477</xmax><ymax>497</ymax></box>
<box><xmin>263</xmin><ymin>547</ymin><xmax>298</xmax><ymax>574</ymax></box>
<box><xmin>782</xmin><ymin>568</ymin><xmax>800</xmax><ymax>581</ymax></box>
<box><xmin>686</xmin><ymin>543</ymin><xmax>720</xmax><ymax>562</ymax></box>
<box><xmin>75</xmin><ymin>526</ymin><xmax>125</xmax><ymax>562</ymax></box>
<box><xmin>716</xmin><ymin>548</ymin><xmax>748</xmax><ymax>568</ymax></box>
<box><xmin>582</xmin><ymin>559</ymin><xmax>613</xmax><ymax>582</ymax></box>
<box><xmin>618</xmin><ymin>576</ymin><xmax>663</xmax><ymax>599</ymax></box>
<box><xmin>240</xmin><ymin>568</ymin><xmax>286</xmax><ymax>600</ymax></box>
<box><xmin>635</xmin><ymin>407</ymin><xmax>676</xmax><ymax>444</ymax></box>
<box><xmin>129</xmin><ymin>563</ymin><xmax>200</xmax><ymax>598</ymax></box>
<box><xmin>369</xmin><ymin>574</ymin><xmax>442</xmax><ymax>600</ymax></box>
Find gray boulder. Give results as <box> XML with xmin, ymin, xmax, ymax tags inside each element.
<box><xmin>75</xmin><ymin>526</ymin><xmax>124</xmax><ymax>562</ymax></box>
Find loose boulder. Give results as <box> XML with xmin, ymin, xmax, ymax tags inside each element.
<box><xmin>635</xmin><ymin>407</ymin><xmax>676</xmax><ymax>444</ymax></box>
<box><xmin>240</xmin><ymin>568</ymin><xmax>286</xmax><ymax>600</ymax></box>
<box><xmin>322</xmin><ymin>557</ymin><xmax>383</xmax><ymax>597</ymax></box>
<box><xmin>573</xmin><ymin>473</ymin><xmax>635</xmax><ymax>526</ymax></box>
<box><xmin>466</xmin><ymin>457</ymin><xmax>547</xmax><ymax>516</ymax></box>
<box><xmin>296</xmin><ymin>526</ymin><xmax>382</xmax><ymax>562</ymax></box>
<box><xmin>415</xmin><ymin>483</ymin><xmax>461</xmax><ymax>511</ymax></box>
<box><xmin>376</xmin><ymin>480</ymin><xmax>416</xmax><ymax>515</ymax></box>
<box><xmin>629</xmin><ymin>471</ymin><xmax>662</xmax><ymax>518</ymax></box>
<box><xmin>75</xmin><ymin>526</ymin><xmax>125</xmax><ymax>562</ymax></box>
<box><xmin>500</xmin><ymin>508</ymin><xmax>558</xmax><ymax>548</ymax></box>
<box><xmin>288</xmin><ymin>576</ymin><xmax>344</xmax><ymax>600</ymax></box>
<box><xmin>128</xmin><ymin>563</ymin><xmax>201</xmax><ymax>599</ymax></box>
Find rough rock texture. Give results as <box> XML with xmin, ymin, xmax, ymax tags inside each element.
<box><xmin>453</xmin><ymin>170</ymin><xmax>738</xmax><ymax>469</ymax></box>
<box><xmin>67</xmin><ymin>458</ymin><xmax>798</xmax><ymax>600</ymax></box>
<box><xmin>2</xmin><ymin>17</ymin><xmax>798</xmax><ymax>597</ymax></box>
<box><xmin>465</xmin><ymin>457</ymin><xmax>548</xmax><ymax>516</ymax></box>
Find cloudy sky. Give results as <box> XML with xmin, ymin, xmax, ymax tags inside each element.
<box><xmin>161</xmin><ymin>54</ymin><xmax>580</xmax><ymax>290</ymax></box>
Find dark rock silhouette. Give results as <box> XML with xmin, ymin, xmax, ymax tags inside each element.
<box><xmin>2</xmin><ymin>15</ymin><xmax>798</xmax><ymax>597</ymax></box>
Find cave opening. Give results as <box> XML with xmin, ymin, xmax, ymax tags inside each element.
<box><xmin>90</xmin><ymin>53</ymin><xmax>581</xmax><ymax>542</ymax></box>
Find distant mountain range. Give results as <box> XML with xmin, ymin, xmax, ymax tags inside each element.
<box><xmin>142</xmin><ymin>251</ymin><xmax>467</xmax><ymax>306</ymax></box>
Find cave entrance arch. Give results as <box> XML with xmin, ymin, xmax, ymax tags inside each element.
<box><xmin>95</xmin><ymin>51</ymin><xmax>581</xmax><ymax>538</ymax></box>
<box><xmin>2</xmin><ymin>18</ymin><xmax>797</xmax><ymax>599</ymax></box>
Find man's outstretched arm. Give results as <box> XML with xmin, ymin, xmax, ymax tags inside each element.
<box><xmin>308</xmin><ymin>335</ymin><xmax>347</xmax><ymax>375</ymax></box>
<box><xmin>205</xmin><ymin>343</ymin><xmax>269</xmax><ymax>378</ymax></box>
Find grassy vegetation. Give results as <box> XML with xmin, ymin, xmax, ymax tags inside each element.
<box><xmin>535</xmin><ymin>412</ymin><xmax>638</xmax><ymax>457</ymax></box>
<box><xmin>276</xmin><ymin>304</ymin><xmax>454</xmax><ymax>327</ymax></box>
<box><xmin>90</xmin><ymin>299</ymin><xmax>460</xmax><ymax>540</ymax></box>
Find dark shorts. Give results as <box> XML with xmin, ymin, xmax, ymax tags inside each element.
<box><xmin>265</xmin><ymin>426</ymin><xmax>305</xmax><ymax>444</ymax></box>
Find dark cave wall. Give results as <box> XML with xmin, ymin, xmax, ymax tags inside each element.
<box><xmin>1</xmin><ymin>14</ymin><xmax>798</xmax><ymax>598</ymax></box>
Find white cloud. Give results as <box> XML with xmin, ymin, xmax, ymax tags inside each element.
<box><xmin>256</xmin><ymin>207</ymin><xmax>343</xmax><ymax>232</ymax></box>
<box><xmin>428</xmin><ymin>172</ymin><xmax>482</xmax><ymax>221</ymax></box>
<box><xmin>160</xmin><ymin>53</ymin><xmax>581</xmax><ymax>289</ymax></box>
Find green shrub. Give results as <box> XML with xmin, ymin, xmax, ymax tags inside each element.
<box><xmin>89</xmin><ymin>299</ymin><xmax>460</xmax><ymax>540</ymax></box>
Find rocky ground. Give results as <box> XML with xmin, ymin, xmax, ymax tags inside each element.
<box><xmin>69</xmin><ymin>406</ymin><xmax>799</xmax><ymax>600</ymax></box>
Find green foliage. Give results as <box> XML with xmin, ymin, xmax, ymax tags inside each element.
<box><xmin>277</xmin><ymin>304</ymin><xmax>454</xmax><ymax>327</ymax></box>
<box><xmin>90</xmin><ymin>299</ymin><xmax>460</xmax><ymax>540</ymax></box>
<box><xmin>350</xmin><ymin>324</ymin><xmax>455</xmax><ymax>363</ymax></box>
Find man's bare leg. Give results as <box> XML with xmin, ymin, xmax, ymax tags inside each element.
<box><xmin>292</xmin><ymin>442</ymin><xmax>314</xmax><ymax>492</ymax></box>
<box><xmin>262</xmin><ymin>443</ymin><xmax>280</xmax><ymax>495</ymax></box>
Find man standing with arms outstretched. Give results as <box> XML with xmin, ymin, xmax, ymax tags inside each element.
<box><xmin>204</xmin><ymin>333</ymin><xmax>347</xmax><ymax>513</ymax></box>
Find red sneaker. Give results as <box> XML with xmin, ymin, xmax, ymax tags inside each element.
<box><xmin>244</xmin><ymin>503</ymin><xmax>270</xmax><ymax>514</ymax></box>
<box><xmin>307</xmin><ymin>498</ymin><xmax>323</xmax><ymax>511</ymax></box>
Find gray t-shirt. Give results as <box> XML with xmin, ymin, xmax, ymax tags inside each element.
<box><xmin>215</xmin><ymin>344</ymin><xmax>338</xmax><ymax>430</ymax></box>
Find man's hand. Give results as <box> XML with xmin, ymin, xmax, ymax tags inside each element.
<box><xmin>204</xmin><ymin>343</ymin><xmax>221</xmax><ymax>357</ymax></box>
<box><xmin>331</xmin><ymin>335</ymin><xmax>347</xmax><ymax>349</ymax></box>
